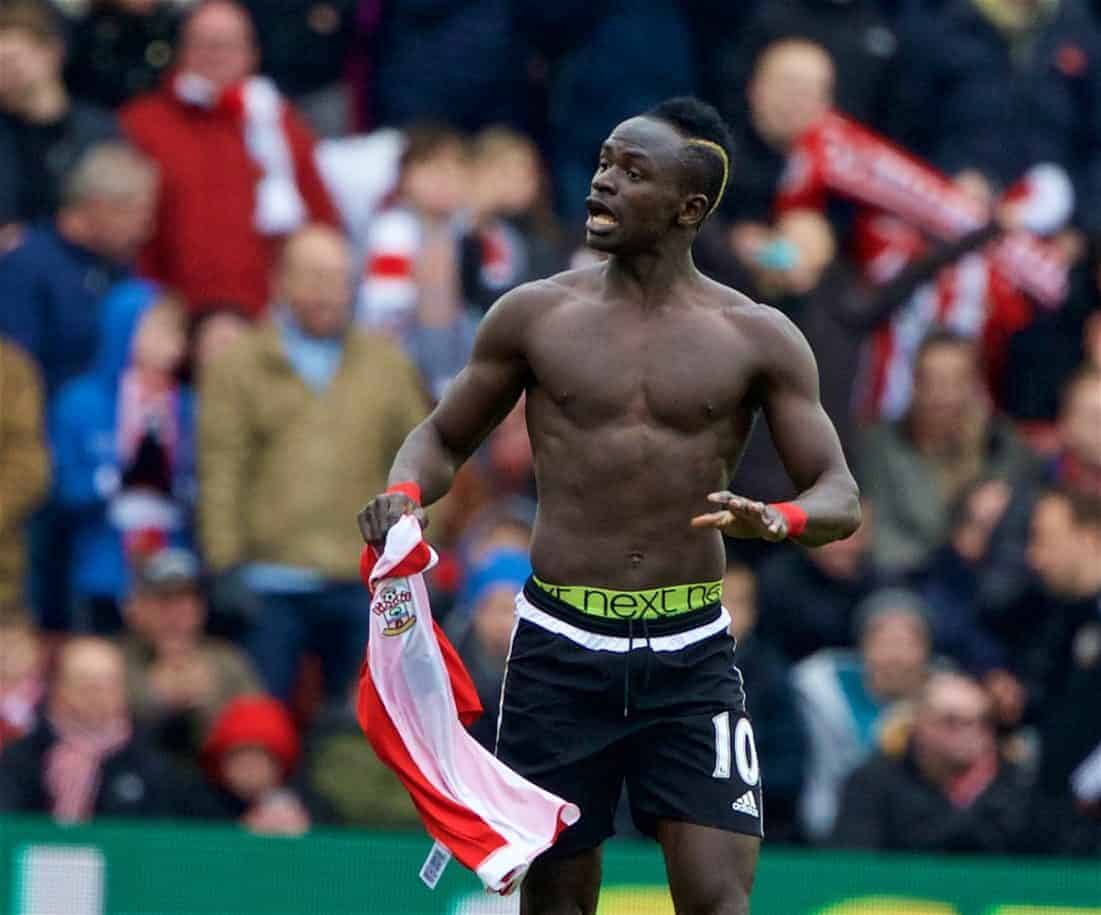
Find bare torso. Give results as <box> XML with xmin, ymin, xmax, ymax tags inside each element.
<box><xmin>519</xmin><ymin>265</ymin><xmax>766</xmax><ymax>588</ymax></box>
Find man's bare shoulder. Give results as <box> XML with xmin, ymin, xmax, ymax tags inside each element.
<box><xmin>708</xmin><ymin>283</ymin><xmax>810</xmax><ymax>354</ymax></box>
<box><xmin>485</xmin><ymin>265</ymin><xmax>603</xmax><ymax>325</ymax></box>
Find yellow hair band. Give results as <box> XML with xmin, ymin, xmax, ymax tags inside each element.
<box><xmin>686</xmin><ymin>138</ymin><xmax>730</xmax><ymax>217</ymax></box>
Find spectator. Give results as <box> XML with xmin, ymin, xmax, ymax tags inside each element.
<box><xmin>121</xmin><ymin>0</ymin><xmax>339</xmax><ymax>317</ymax></box>
<box><xmin>0</xmin><ymin>0</ymin><xmax>118</xmax><ymax>233</ymax></box>
<box><xmin>448</xmin><ymin>548</ymin><xmax>532</xmax><ymax>749</ymax></box>
<box><xmin>0</xmin><ymin>603</ymin><xmax>45</xmax><ymax>750</ymax></box>
<box><xmin>358</xmin><ymin>124</ymin><xmax>478</xmax><ymax>400</ymax></box>
<box><xmin>198</xmin><ymin>225</ymin><xmax>428</xmax><ymax>701</ymax></box>
<box><xmin>916</xmin><ymin>480</ymin><xmax>1025</xmax><ymax>728</ymax></box>
<box><xmin>890</xmin><ymin>0</ymin><xmax>1101</xmax><ymax>236</ymax></box>
<box><xmin>65</xmin><ymin>0</ymin><xmax>183</xmax><ymax>110</ymax></box>
<box><xmin>463</xmin><ymin>127</ymin><xmax>563</xmax><ymax>314</ymax></box>
<box><xmin>120</xmin><ymin>547</ymin><xmax>261</xmax><ymax>766</ymax></box>
<box><xmin>861</xmin><ymin>330</ymin><xmax>1036</xmax><ymax>576</ymax></box>
<box><xmin>0</xmin><ymin>636</ymin><xmax>195</xmax><ymax>820</ymax></box>
<box><xmin>0</xmin><ymin>141</ymin><xmax>157</xmax><ymax>397</ymax></box>
<box><xmin>756</xmin><ymin>503</ymin><xmax>877</xmax><ymax>663</ymax></box>
<box><xmin>201</xmin><ymin>693</ymin><xmax>325</xmax><ymax>835</ymax></box>
<box><xmin>372</xmin><ymin>0</ymin><xmax>526</xmax><ymax>133</ymax></box>
<box><xmin>832</xmin><ymin>671</ymin><xmax>1035</xmax><ymax>853</ymax></box>
<box><xmin>50</xmin><ymin>282</ymin><xmax>194</xmax><ymax>629</ymax></box>
<box><xmin>795</xmin><ymin>588</ymin><xmax>932</xmax><ymax>841</ymax></box>
<box><xmin>1016</xmin><ymin>490</ymin><xmax>1101</xmax><ymax>726</ymax></box>
<box><xmin>0</xmin><ymin>340</ymin><xmax>49</xmax><ymax>606</ymax></box>
<box><xmin>240</xmin><ymin>0</ymin><xmax>357</xmax><ymax>138</ymax></box>
<box><xmin>725</xmin><ymin>562</ymin><xmax>807</xmax><ymax>842</ymax></box>
<box><xmin>715</xmin><ymin>0</ymin><xmax>899</xmax><ymax>133</ymax></box>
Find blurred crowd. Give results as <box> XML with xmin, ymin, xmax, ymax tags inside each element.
<box><xmin>1</xmin><ymin>0</ymin><xmax>1100</xmax><ymax>856</ymax></box>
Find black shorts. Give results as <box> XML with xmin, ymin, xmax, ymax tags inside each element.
<box><xmin>494</xmin><ymin>579</ymin><xmax>764</xmax><ymax>859</ymax></box>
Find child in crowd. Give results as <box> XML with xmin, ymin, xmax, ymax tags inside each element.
<box><xmin>202</xmin><ymin>694</ymin><xmax>324</xmax><ymax>835</ymax></box>
<box><xmin>50</xmin><ymin>280</ymin><xmax>194</xmax><ymax>629</ymax></box>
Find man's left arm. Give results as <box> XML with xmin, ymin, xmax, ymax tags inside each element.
<box><xmin>693</xmin><ymin>309</ymin><xmax>860</xmax><ymax>546</ymax></box>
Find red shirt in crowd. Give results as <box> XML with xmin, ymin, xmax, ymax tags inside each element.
<box><xmin>120</xmin><ymin>84</ymin><xmax>339</xmax><ymax>317</ymax></box>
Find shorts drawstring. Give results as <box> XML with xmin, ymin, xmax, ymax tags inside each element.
<box><xmin>623</xmin><ymin>618</ymin><xmax>655</xmax><ymax>719</ymax></box>
<box><xmin>623</xmin><ymin>619</ymin><xmax>634</xmax><ymax>718</ymax></box>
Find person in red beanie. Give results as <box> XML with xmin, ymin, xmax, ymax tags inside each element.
<box><xmin>202</xmin><ymin>693</ymin><xmax>325</xmax><ymax>835</ymax></box>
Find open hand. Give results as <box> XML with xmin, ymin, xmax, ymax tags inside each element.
<box><xmin>691</xmin><ymin>492</ymin><xmax>787</xmax><ymax>542</ymax></box>
<box><xmin>357</xmin><ymin>492</ymin><xmax>427</xmax><ymax>547</ymax></box>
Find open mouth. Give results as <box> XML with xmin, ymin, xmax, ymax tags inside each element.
<box><xmin>585</xmin><ymin>197</ymin><xmax>619</xmax><ymax>233</ymax></box>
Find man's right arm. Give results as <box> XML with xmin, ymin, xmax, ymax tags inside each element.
<box><xmin>357</xmin><ymin>282</ymin><xmax>540</xmax><ymax>543</ymax></box>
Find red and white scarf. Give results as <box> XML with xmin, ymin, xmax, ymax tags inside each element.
<box><xmin>174</xmin><ymin>72</ymin><xmax>306</xmax><ymax>235</ymax></box>
<box><xmin>112</xmin><ymin>369</ymin><xmax>182</xmax><ymax>558</ymax></box>
<box><xmin>357</xmin><ymin>516</ymin><xmax>578</xmax><ymax>894</ymax></box>
<box><xmin>44</xmin><ymin>712</ymin><xmax>132</xmax><ymax>822</ymax></box>
<box><xmin>778</xmin><ymin>111</ymin><xmax>1070</xmax><ymax>419</ymax></box>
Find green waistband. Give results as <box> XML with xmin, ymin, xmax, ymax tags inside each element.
<box><xmin>531</xmin><ymin>576</ymin><xmax>723</xmax><ymax>620</ymax></box>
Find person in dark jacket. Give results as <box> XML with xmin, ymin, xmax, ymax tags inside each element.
<box><xmin>0</xmin><ymin>142</ymin><xmax>157</xmax><ymax>397</ymax></box>
<box><xmin>832</xmin><ymin>671</ymin><xmax>1035</xmax><ymax>853</ymax></box>
<box><xmin>0</xmin><ymin>636</ymin><xmax>197</xmax><ymax>820</ymax></box>
<box><xmin>889</xmin><ymin>0</ymin><xmax>1101</xmax><ymax>234</ymax></box>
<box><xmin>0</xmin><ymin>1</ymin><xmax>118</xmax><ymax>233</ymax></box>
<box><xmin>65</xmin><ymin>0</ymin><xmax>183</xmax><ymax>110</ymax></box>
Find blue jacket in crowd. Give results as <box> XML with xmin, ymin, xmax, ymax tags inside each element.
<box><xmin>0</xmin><ymin>225</ymin><xmax>128</xmax><ymax>397</ymax></box>
<box><xmin>49</xmin><ymin>280</ymin><xmax>195</xmax><ymax>604</ymax></box>
<box><xmin>891</xmin><ymin>0</ymin><xmax>1101</xmax><ymax>231</ymax></box>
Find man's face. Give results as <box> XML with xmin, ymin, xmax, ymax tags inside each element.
<box><xmin>862</xmin><ymin>611</ymin><xmax>929</xmax><ymax>701</ymax></box>
<box><xmin>0</xmin><ymin>28</ymin><xmax>61</xmax><ymax>108</ymax></box>
<box><xmin>83</xmin><ymin>180</ymin><xmax>158</xmax><ymax>262</ymax></box>
<box><xmin>130</xmin><ymin>587</ymin><xmax>204</xmax><ymax>654</ymax></box>
<box><xmin>53</xmin><ymin>641</ymin><xmax>127</xmax><ymax>731</ymax></box>
<box><xmin>178</xmin><ymin>1</ymin><xmax>257</xmax><ymax>91</ymax></box>
<box><xmin>1028</xmin><ymin>495</ymin><xmax>1085</xmax><ymax>596</ymax></box>
<box><xmin>132</xmin><ymin>303</ymin><xmax>186</xmax><ymax>375</ymax></box>
<box><xmin>279</xmin><ymin>230</ymin><xmax>351</xmax><ymax>337</ymax></box>
<box><xmin>748</xmin><ymin>42</ymin><xmax>834</xmax><ymax>151</ymax></box>
<box><xmin>585</xmin><ymin>117</ymin><xmax>697</xmax><ymax>254</ymax></box>
<box><xmin>913</xmin><ymin>677</ymin><xmax>994</xmax><ymax>774</ymax></box>
<box><xmin>910</xmin><ymin>342</ymin><xmax>980</xmax><ymax>440</ymax></box>
<box><xmin>1060</xmin><ymin>376</ymin><xmax>1101</xmax><ymax>469</ymax></box>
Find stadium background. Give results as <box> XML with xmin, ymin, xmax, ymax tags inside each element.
<box><xmin>1</xmin><ymin>0</ymin><xmax>1100</xmax><ymax>913</ymax></box>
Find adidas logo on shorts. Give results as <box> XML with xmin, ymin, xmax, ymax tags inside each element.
<box><xmin>731</xmin><ymin>790</ymin><xmax>759</xmax><ymax>818</ymax></box>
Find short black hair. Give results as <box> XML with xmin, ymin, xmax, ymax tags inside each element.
<box><xmin>645</xmin><ymin>97</ymin><xmax>735</xmax><ymax>222</ymax></box>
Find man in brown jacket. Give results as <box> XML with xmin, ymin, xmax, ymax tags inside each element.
<box><xmin>0</xmin><ymin>339</ymin><xmax>49</xmax><ymax>607</ymax></box>
<box><xmin>198</xmin><ymin>224</ymin><xmax>427</xmax><ymax>700</ymax></box>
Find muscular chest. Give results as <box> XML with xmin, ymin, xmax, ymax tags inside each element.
<box><xmin>527</xmin><ymin>306</ymin><xmax>752</xmax><ymax>432</ymax></box>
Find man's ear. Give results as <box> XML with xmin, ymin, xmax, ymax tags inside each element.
<box><xmin>679</xmin><ymin>193</ymin><xmax>710</xmax><ymax>230</ymax></box>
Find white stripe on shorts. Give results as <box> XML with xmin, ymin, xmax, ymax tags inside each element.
<box><xmin>514</xmin><ymin>592</ymin><xmax>730</xmax><ymax>653</ymax></box>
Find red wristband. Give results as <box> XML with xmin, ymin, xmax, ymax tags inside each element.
<box><xmin>770</xmin><ymin>502</ymin><xmax>808</xmax><ymax>539</ymax></box>
<box><xmin>386</xmin><ymin>481</ymin><xmax>422</xmax><ymax>506</ymax></box>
